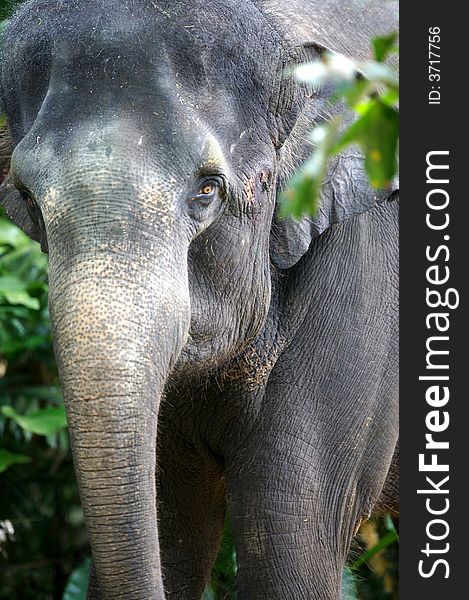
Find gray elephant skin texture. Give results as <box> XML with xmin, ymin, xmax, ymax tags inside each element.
<box><xmin>0</xmin><ymin>1</ymin><xmax>398</xmax><ymax>599</ymax></box>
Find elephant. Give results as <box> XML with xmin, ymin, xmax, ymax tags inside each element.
<box><xmin>0</xmin><ymin>1</ymin><xmax>399</xmax><ymax>599</ymax></box>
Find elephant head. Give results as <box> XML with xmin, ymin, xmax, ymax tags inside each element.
<box><xmin>0</xmin><ymin>1</ymin><xmax>393</xmax><ymax>597</ymax></box>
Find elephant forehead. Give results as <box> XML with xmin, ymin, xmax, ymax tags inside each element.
<box><xmin>4</xmin><ymin>0</ymin><xmax>283</xmax><ymax>108</ymax></box>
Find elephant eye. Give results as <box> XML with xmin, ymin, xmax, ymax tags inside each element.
<box><xmin>197</xmin><ymin>181</ymin><xmax>217</xmax><ymax>197</ymax></box>
<box><xmin>201</xmin><ymin>184</ymin><xmax>213</xmax><ymax>194</ymax></box>
<box><xmin>188</xmin><ymin>178</ymin><xmax>222</xmax><ymax>220</ymax></box>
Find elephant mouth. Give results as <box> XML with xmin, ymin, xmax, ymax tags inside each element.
<box><xmin>175</xmin><ymin>320</ymin><xmax>264</xmax><ymax>379</ymax></box>
<box><xmin>175</xmin><ymin>331</ymin><xmax>224</xmax><ymax>372</ymax></box>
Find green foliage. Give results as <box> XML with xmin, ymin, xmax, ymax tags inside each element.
<box><xmin>351</xmin><ymin>516</ymin><xmax>399</xmax><ymax>571</ymax></box>
<box><xmin>0</xmin><ymin>447</ymin><xmax>31</xmax><ymax>473</ymax></box>
<box><xmin>200</xmin><ymin>517</ymin><xmax>398</xmax><ymax>600</ymax></box>
<box><xmin>281</xmin><ymin>119</ymin><xmax>340</xmax><ymax>219</ymax></box>
<box><xmin>62</xmin><ymin>559</ymin><xmax>91</xmax><ymax>600</ymax></box>
<box><xmin>0</xmin><ymin>210</ymin><xmax>87</xmax><ymax>600</ymax></box>
<box><xmin>2</xmin><ymin>404</ymin><xmax>67</xmax><ymax>436</ymax></box>
<box><xmin>372</xmin><ymin>32</ymin><xmax>399</xmax><ymax>64</ymax></box>
<box><xmin>0</xmin><ymin>209</ymin><xmax>57</xmax><ymax>445</ymax></box>
<box><xmin>281</xmin><ymin>33</ymin><xmax>399</xmax><ymax>218</ymax></box>
<box><xmin>352</xmin><ymin>516</ymin><xmax>399</xmax><ymax>599</ymax></box>
<box><xmin>342</xmin><ymin>567</ymin><xmax>358</xmax><ymax>599</ymax></box>
<box><xmin>335</xmin><ymin>98</ymin><xmax>398</xmax><ymax>189</ymax></box>
<box><xmin>0</xmin><ymin>216</ymin><xmax>50</xmax><ymax>356</ymax></box>
<box><xmin>0</xmin><ymin>0</ymin><xmax>21</xmax><ymax>22</ymax></box>
<box><xmin>202</xmin><ymin>516</ymin><xmax>237</xmax><ymax>599</ymax></box>
<box><xmin>0</xmin><ymin>275</ymin><xmax>41</xmax><ymax>310</ymax></box>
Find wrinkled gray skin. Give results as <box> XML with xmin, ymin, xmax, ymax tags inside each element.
<box><xmin>0</xmin><ymin>1</ymin><xmax>399</xmax><ymax>598</ymax></box>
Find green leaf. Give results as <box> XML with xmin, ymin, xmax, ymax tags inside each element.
<box><xmin>0</xmin><ymin>275</ymin><xmax>42</xmax><ymax>309</ymax></box>
<box><xmin>2</xmin><ymin>405</ymin><xmax>68</xmax><ymax>435</ymax></box>
<box><xmin>280</xmin><ymin>166</ymin><xmax>322</xmax><ymax>219</ymax></box>
<box><xmin>0</xmin><ymin>275</ymin><xmax>27</xmax><ymax>292</ymax></box>
<box><xmin>360</xmin><ymin>61</ymin><xmax>399</xmax><ymax>92</ymax></box>
<box><xmin>0</xmin><ymin>448</ymin><xmax>31</xmax><ymax>474</ymax></box>
<box><xmin>338</xmin><ymin>79</ymin><xmax>373</xmax><ymax>109</ymax></box>
<box><xmin>0</xmin><ymin>333</ymin><xmax>51</xmax><ymax>355</ymax></box>
<box><xmin>62</xmin><ymin>558</ymin><xmax>91</xmax><ymax>600</ymax></box>
<box><xmin>334</xmin><ymin>99</ymin><xmax>399</xmax><ymax>188</ymax></box>
<box><xmin>280</xmin><ymin>120</ymin><xmax>340</xmax><ymax>218</ymax></box>
<box><xmin>0</xmin><ymin>289</ymin><xmax>41</xmax><ymax>309</ymax></box>
<box><xmin>203</xmin><ymin>516</ymin><xmax>237</xmax><ymax>599</ymax></box>
<box><xmin>0</xmin><ymin>242</ymin><xmax>46</xmax><ymax>270</ymax></box>
<box><xmin>341</xmin><ymin>567</ymin><xmax>358</xmax><ymax>599</ymax></box>
<box><xmin>201</xmin><ymin>585</ymin><xmax>217</xmax><ymax>600</ymax></box>
<box><xmin>380</xmin><ymin>88</ymin><xmax>400</xmax><ymax>107</ymax></box>
<box><xmin>0</xmin><ymin>220</ymin><xmax>31</xmax><ymax>249</ymax></box>
<box><xmin>351</xmin><ymin>530</ymin><xmax>399</xmax><ymax>570</ymax></box>
<box><xmin>372</xmin><ymin>32</ymin><xmax>398</xmax><ymax>63</ymax></box>
<box><xmin>384</xmin><ymin>513</ymin><xmax>399</xmax><ymax>537</ymax></box>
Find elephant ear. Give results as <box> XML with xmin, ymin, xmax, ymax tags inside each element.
<box><xmin>0</xmin><ymin>123</ymin><xmax>42</xmax><ymax>244</ymax></box>
<box><xmin>270</xmin><ymin>152</ymin><xmax>394</xmax><ymax>270</ymax></box>
<box><xmin>269</xmin><ymin>40</ymin><xmax>396</xmax><ymax>270</ymax></box>
<box><xmin>262</xmin><ymin>0</ymin><xmax>398</xmax><ymax>268</ymax></box>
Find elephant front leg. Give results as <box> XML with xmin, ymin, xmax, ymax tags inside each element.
<box><xmin>225</xmin><ymin>460</ymin><xmax>352</xmax><ymax>600</ymax></box>
<box><xmin>157</xmin><ymin>433</ymin><xmax>226</xmax><ymax>599</ymax></box>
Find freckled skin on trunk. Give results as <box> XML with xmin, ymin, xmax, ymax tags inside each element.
<box><xmin>48</xmin><ymin>250</ymin><xmax>190</xmax><ymax>599</ymax></box>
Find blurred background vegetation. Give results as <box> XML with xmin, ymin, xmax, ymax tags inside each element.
<box><xmin>1</xmin><ymin>0</ymin><xmax>398</xmax><ymax>598</ymax></box>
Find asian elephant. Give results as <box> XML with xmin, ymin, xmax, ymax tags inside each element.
<box><xmin>0</xmin><ymin>1</ymin><xmax>399</xmax><ymax>599</ymax></box>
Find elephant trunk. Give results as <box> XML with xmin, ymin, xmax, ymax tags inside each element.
<box><xmin>48</xmin><ymin>249</ymin><xmax>190</xmax><ymax>599</ymax></box>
